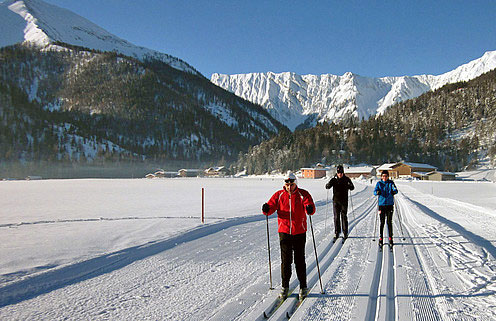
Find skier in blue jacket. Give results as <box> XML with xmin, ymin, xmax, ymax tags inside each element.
<box><xmin>374</xmin><ymin>170</ymin><xmax>398</xmax><ymax>246</ymax></box>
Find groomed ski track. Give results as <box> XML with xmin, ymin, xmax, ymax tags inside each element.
<box><xmin>1</xmin><ymin>182</ymin><xmax>495</xmax><ymax>320</ymax></box>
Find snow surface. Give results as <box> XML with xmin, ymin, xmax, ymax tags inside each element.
<box><xmin>0</xmin><ymin>0</ymin><xmax>200</xmax><ymax>75</ymax></box>
<box><xmin>1</xmin><ymin>176</ymin><xmax>495</xmax><ymax>320</ymax></box>
<box><xmin>211</xmin><ymin>51</ymin><xmax>496</xmax><ymax>130</ymax></box>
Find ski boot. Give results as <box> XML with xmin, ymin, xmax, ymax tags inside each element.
<box><xmin>299</xmin><ymin>287</ymin><xmax>309</xmax><ymax>301</ymax></box>
<box><xmin>332</xmin><ymin>235</ymin><xmax>339</xmax><ymax>243</ymax></box>
<box><xmin>389</xmin><ymin>237</ymin><xmax>394</xmax><ymax>246</ymax></box>
<box><xmin>279</xmin><ymin>287</ymin><xmax>289</xmax><ymax>300</ymax></box>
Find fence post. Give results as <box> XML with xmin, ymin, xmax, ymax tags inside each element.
<box><xmin>202</xmin><ymin>188</ymin><xmax>205</xmax><ymax>223</ymax></box>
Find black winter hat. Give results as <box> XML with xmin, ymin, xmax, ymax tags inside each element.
<box><xmin>336</xmin><ymin>165</ymin><xmax>344</xmax><ymax>173</ymax></box>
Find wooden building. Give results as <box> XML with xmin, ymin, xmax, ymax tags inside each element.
<box><xmin>178</xmin><ymin>169</ymin><xmax>203</xmax><ymax>177</ymax></box>
<box><xmin>344</xmin><ymin>166</ymin><xmax>376</xmax><ymax>179</ymax></box>
<box><xmin>425</xmin><ymin>171</ymin><xmax>456</xmax><ymax>181</ymax></box>
<box><xmin>204</xmin><ymin>166</ymin><xmax>229</xmax><ymax>177</ymax></box>
<box><xmin>377</xmin><ymin>162</ymin><xmax>437</xmax><ymax>179</ymax></box>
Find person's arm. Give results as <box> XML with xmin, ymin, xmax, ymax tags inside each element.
<box><xmin>347</xmin><ymin>177</ymin><xmax>355</xmax><ymax>191</ymax></box>
<box><xmin>263</xmin><ymin>191</ymin><xmax>280</xmax><ymax>215</ymax></box>
<box><xmin>374</xmin><ymin>182</ymin><xmax>381</xmax><ymax>196</ymax></box>
<box><xmin>325</xmin><ymin>177</ymin><xmax>335</xmax><ymax>189</ymax></box>
<box><xmin>302</xmin><ymin>190</ymin><xmax>315</xmax><ymax>215</ymax></box>
<box><xmin>391</xmin><ymin>181</ymin><xmax>398</xmax><ymax>195</ymax></box>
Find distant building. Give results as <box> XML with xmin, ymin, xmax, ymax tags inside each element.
<box><xmin>301</xmin><ymin>167</ymin><xmax>327</xmax><ymax>179</ymax></box>
<box><xmin>344</xmin><ymin>166</ymin><xmax>376</xmax><ymax>179</ymax></box>
<box><xmin>425</xmin><ymin>171</ymin><xmax>456</xmax><ymax>181</ymax></box>
<box><xmin>377</xmin><ymin>163</ymin><xmax>400</xmax><ymax>178</ymax></box>
<box><xmin>178</xmin><ymin>169</ymin><xmax>203</xmax><ymax>177</ymax></box>
<box><xmin>377</xmin><ymin>162</ymin><xmax>437</xmax><ymax>179</ymax></box>
<box><xmin>25</xmin><ymin>176</ymin><xmax>42</xmax><ymax>180</ymax></box>
<box><xmin>204</xmin><ymin>166</ymin><xmax>229</xmax><ymax>177</ymax></box>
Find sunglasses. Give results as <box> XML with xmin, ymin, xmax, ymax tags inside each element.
<box><xmin>284</xmin><ymin>179</ymin><xmax>295</xmax><ymax>184</ymax></box>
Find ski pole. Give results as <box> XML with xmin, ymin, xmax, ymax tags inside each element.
<box><xmin>309</xmin><ymin>215</ymin><xmax>325</xmax><ymax>294</ymax></box>
<box><xmin>394</xmin><ymin>199</ymin><xmax>406</xmax><ymax>241</ymax></box>
<box><xmin>373</xmin><ymin>197</ymin><xmax>379</xmax><ymax>241</ymax></box>
<box><xmin>349</xmin><ymin>189</ymin><xmax>355</xmax><ymax>221</ymax></box>
<box><xmin>324</xmin><ymin>189</ymin><xmax>329</xmax><ymax>236</ymax></box>
<box><xmin>265</xmin><ymin>214</ymin><xmax>274</xmax><ymax>289</ymax></box>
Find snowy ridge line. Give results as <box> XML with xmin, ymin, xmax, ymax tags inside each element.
<box><xmin>397</xmin><ymin>193</ymin><xmax>496</xmax><ymax>319</ymax></box>
<box><xmin>270</xmin><ymin>195</ymin><xmax>377</xmax><ymax>320</ymax></box>
<box><xmin>0</xmin><ymin>213</ymin><xmax>265</xmax><ymax>308</ymax></box>
<box><xmin>292</xmin><ymin>194</ymin><xmax>378</xmax><ymax>320</ymax></box>
<box><xmin>0</xmin><ymin>216</ymin><xmax>228</xmax><ymax>228</ymax></box>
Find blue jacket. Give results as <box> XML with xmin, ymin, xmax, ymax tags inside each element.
<box><xmin>374</xmin><ymin>179</ymin><xmax>398</xmax><ymax>206</ymax></box>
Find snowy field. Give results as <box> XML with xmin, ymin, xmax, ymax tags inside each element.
<box><xmin>1</xmin><ymin>176</ymin><xmax>495</xmax><ymax>320</ymax></box>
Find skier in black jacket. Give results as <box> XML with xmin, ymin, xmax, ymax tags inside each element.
<box><xmin>325</xmin><ymin>165</ymin><xmax>355</xmax><ymax>242</ymax></box>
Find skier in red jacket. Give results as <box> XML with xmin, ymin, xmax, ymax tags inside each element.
<box><xmin>262</xmin><ymin>172</ymin><xmax>315</xmax><ymax>300</ymax></box>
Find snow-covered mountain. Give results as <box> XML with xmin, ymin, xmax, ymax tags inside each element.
<box><xmin>212</xmin><ymin>51</ymin><xmax>496</xmax><ymax>130</ymax></box>
<box><xmin>0</xmin><ymin>0</ymin><xmax>200</xmax><ymax>75</ymax></box>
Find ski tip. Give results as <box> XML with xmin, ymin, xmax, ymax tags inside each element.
<box><xmin>263</xmin><ymin>312</ymin><xmax>269</xmax><ymax>319</ymax></box>
<box><xmin>286</xmin><ymin>312</ymin><xmax>291</xmax><ymax>319</ymax></box>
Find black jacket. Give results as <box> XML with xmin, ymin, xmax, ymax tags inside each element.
<box><xmin>325</xmin><ymin>175</ymin><xmax>354</xmax><ymax>204</ymax></box>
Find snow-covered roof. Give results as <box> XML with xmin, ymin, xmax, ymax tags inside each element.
<box><xmin>344</xmin><ymin>166</ymin><xmax>374</xmax><ymax>174</ymax></box>
<box><xmin>402</xmin><ymin>162</ymin><xmax>437</xmax><ymax>170</ymax></box>
<box><xmin>412</xmin><ymin>172</ymin><xmax>428</xmax><ymax>177</ymax></box>
<box><xmin>426</xmin><ymin>171</ymin><xmax>456</xmax><ymax>176</ymax></box>
<box><xmin>377</xmin><ymin>163</ymin><xmax>398</xmax><ymax>171</ymax></box>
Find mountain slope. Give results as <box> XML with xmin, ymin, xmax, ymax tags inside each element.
<box><xmin>0</xmin><ymin>0</ymin><xmax>199</xmax><ymax>75</ymax></box>
<box><xmin>0</xmin><ymin>0</ymin><xmax>288</xmax><ymax>168</ymax></box>
<box><xmin>233</xmin><ymin>68</ymin><xmax>496</xmax><ymax>174</ymax></box>
<box><xmin>212</xmin><ymin>51</ymin><xmax>496</xmax><ymax>130</ymax></box>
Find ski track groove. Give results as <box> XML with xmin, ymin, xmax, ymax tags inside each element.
<box><xmin>395</xmin><ymin>197</ymin><xmax>441</xmax><ymax>321</ymax></box>
<box><xmin>295</xmin><ymin>195</ymin><xmax>377</xmax><ymax>321</ymax></box>
<box><xmin>398</xmin><ymin>192</ymin><xmax>496</xmax><ymax>320</ymax></box>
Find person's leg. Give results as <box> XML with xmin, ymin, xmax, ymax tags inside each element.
<box><xmin>279</xmin><ymin>233</ymin><xmax>293</xmax><ymax>288</ymax></box>
<box><xmin>386</xmin><ymin>205</ymin><xmax>394</xmax><ymax>239</ymax></box>
<box><xmin>341</xmin><ymin>203</ymin><xmax>349</xmax><ymax>237</ymax></box>
<box><xmin>378</xmin><ymin>206</ymin><xmax>386</xmax><ymax>240</ymax></box>
<box><xmin>333</xmin><ymin>202</ymin><xmax>341</xmax><ymax>237</ymax></box>
<box><xmin>293</xmin><ymin>233</ymin><xmax>307</xmax><ymax>289</ymax></box>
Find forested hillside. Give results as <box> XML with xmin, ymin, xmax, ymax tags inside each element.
<box><xmin>0</xmin><ymin>44</ymin><xmax>287</xmax><ymax>168</ymax></box>
<box><xmin>234</xmin><ymin>69</ymin><xmax>496</xmax><ymax>174</ymax></box>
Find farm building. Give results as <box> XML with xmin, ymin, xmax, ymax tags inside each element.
<box><xmin>178</xmin><ymin>169</ymin><xmax>203</xmax><ymax>177</ymax></box>
<box><xmin>425</xmin><ymin>171</ymin><xmax>456</xmax><ymax>181</ymax></box>
<box><xmin>204</xmin><ymin>166</ymin><xmax>229</xmax><ymax>177</ymax></box>
<box><xmin>344</xmin><ymin>166</ymin><xmax>376</xmax><ymax>179</ymax></box>
<box><xmin>377</xmin><ymin>162</ymin><xmax>437</xmax><ymax>179</ymax></box>
<box><xmin>301</xmin><ymin>164</ymin><xmax>329</xmax><ymax>179</ymax></box>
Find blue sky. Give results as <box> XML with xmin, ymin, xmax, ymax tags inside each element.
<box><xmin>44</xmin><ymin>0</ymin><xmax>496</xmax><ymax>78</ymax></box>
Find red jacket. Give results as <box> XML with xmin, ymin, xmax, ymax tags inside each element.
<box><xmin>264</xmin><ymin>186</ymin><xmax>315</xmax><ymax>235</ymax></box>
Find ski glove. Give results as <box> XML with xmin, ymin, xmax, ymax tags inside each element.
<box><xmin>262</xmin><ymin>203</ymin><xmax>270</xmax><ymax>213</ymax></box>
<box><xmin>376</xmin><ymin>190</ymin><xmax>381</xmax><ymax>195</ymax></box>
<box><xmin>325</xmin><ymin>182</ymin><xmax>331</xmax><ymax>189</ymax></box>
<box><xmin>306</xmin><ymin>204</ymin><xmax>314</xmax><ymax>214</ymax></box>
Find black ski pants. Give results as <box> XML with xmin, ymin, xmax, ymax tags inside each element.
<box><xmin>333</xmin><ymin>201</ymin><xmax>348</xmax><ymax>237</ymax></box>
<box><xmin>279</xmin><ymin>232</ymin><xmax>306</xmax><ymax>289</ymax></box>
<box><xmin>379</xmin><ymin>205</ymin><xmax>394</xmax><ymax>239</ymax></box>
